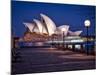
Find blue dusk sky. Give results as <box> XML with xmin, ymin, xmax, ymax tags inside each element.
<box><xmin>11</xmin><ymin>1</ymin><xmax>96</xmax><ymax>37</ymax></box>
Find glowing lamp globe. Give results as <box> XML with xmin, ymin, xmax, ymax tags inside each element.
<box><xmin>61</xmin><ymin>28</ymin><xmax>66</xmax><ymax>32</ymax></box>
<box><xmin>84</xmin><ymin>20</ymin><xmax>91</xmax><ymax>27</ymax></box>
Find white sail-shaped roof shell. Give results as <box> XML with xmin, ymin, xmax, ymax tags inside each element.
<box><xmin>23</xmin><ymin>22</ymin><xmax>35</xmax><ymax>32</ymax></box>
<box><xmin>33</xmin><ymin>19</ymin><xmax>47</xmax><ymax>34</ymax></box>
<box><xmin>40</xmin><ymin>14</ymin><xmax>56</xmax><ymax>36</ymax></box>
<box><xmin>33</xmin><ymin>26</ymin><xmax>39</xmax><ymax>33</ymax></box>
<box><xmin>33</xmin><ymin>19</ymin><xmax>43</xmax><ymax>34</ymax></box>
<box><xmin>68</xmin><ymin>30</ymin><xmax>82</xmax><ymax>36</ymax></box>
<box><xmin>57</xmin><ymin>25</ymin><xmax>69</xmax><ymax>35</ymax></box>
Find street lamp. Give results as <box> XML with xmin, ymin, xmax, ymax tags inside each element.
<box><xmin>51</xmin><ymin>34</ymin><xmax>54</xmax><ymax>48</ymax></box>
<box><xmin>61</xmin><ymin>28</ymin><xmax>66</xmax><ymax>50</ymax></box>
<box><xmin>84</xmin><ymin>20</ymin><xmax>91</xmax><ymax>55</ymax></box>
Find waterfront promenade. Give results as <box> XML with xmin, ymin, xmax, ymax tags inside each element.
<box><xmin>12</xmin><ymin>47</ymin><xmax>95</xmax><ymax>74</ymax></box>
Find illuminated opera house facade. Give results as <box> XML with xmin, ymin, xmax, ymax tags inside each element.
<box><xmin>23</xmin><ymin>14</ymin><xmax>83</xmax><ymax>42</ymax></box>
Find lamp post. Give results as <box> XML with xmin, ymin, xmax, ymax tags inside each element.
<box><xmin>51</xmin><ymin>34</ymin><xmax>54</xmax><ymax>48</ymax></box>
<box><xmin>84</xmin><ymin>20</ymin><xmax>91</xmax><ymax>55</ymax></box>
<box><xmin>61</xmin><ymin>28</ymin><xmax>66</xmax><ymax>50</ymax></box>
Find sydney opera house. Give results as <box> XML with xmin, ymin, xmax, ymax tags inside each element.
<box><xmin>11</xmin><ymin>13</ymin><xmax>95</xmax><ymax>51</ymax></box>
<box><xmin>24</xmin><ymin>13</ymin><xmax>82</xmax><ymax>36</ymax></box>
<box><xmin>23</xmin><ymin>14</ymin><xmax>83</xmax><ymax>42</ymax></box>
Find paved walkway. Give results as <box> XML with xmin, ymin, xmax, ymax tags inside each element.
<box><xmin>12</xmin><ymin>47</ymin><xmax>96</xmax><ymax>74</ymax></box>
